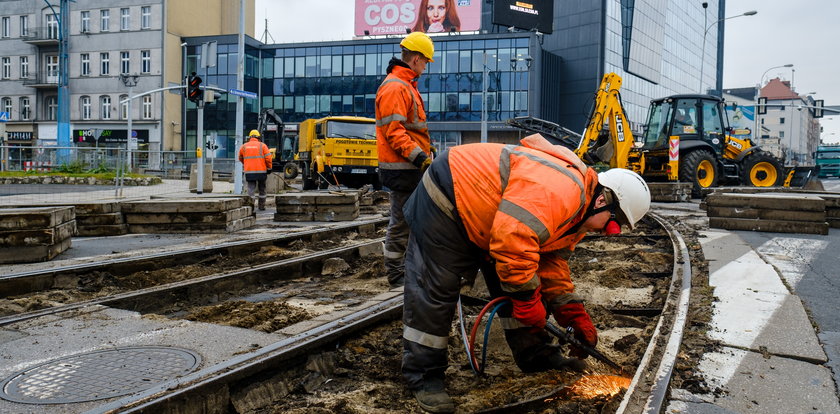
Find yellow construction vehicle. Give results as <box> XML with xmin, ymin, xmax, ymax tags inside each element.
<box><xmin>510</xmin><ymin>73</ymin><xmax>790</xmax><ymax>196</ymax></box>
<box><xmin>295</xmin><ymin>116</ymin><xmax>379</xmax><ymax>190</ymax></box>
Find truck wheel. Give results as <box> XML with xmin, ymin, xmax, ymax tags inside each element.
<box><xmin>741</xmin><ymin>152</ymin><xmax>783</xmax><ymax>187</ymax></box>
<box><xmin>283</xmin><ymin>162</ymin><xmax>299</xmax><ymax>179</ymax></box>
<box><xmin>680</xmin><ymin>149</ymin><xmax>718</xmax><ymax>197</ymax></box>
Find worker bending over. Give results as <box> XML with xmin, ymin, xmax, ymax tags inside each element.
<box><xmin>401</xmin><ymin>134</ymin><xmax>651</xmax><ymax>413</ymax></box>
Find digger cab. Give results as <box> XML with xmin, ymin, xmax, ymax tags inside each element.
<box><xmin>640</xmin><ymin>94</ymin><xmax>729</xmax><ymax>155</ymax></box>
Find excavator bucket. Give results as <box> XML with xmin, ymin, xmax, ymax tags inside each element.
<box><xmin>783</xmin><ymin>166</ymin><xmax>822</xmax><ymax>189</ymax></box>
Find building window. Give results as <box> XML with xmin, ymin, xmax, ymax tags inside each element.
<box><xmin>120</xmin><ymin>8</ymin><xmax>130</xmax><ymax>30</ymax></box>
<box><xmin>81</xmin><ymin>96</ymin><xmax>91</xmax><ymax>120</ymax></box>
<box><xmin>142</xmin><ymin>95</ymin><xmax>152</xmax><ymax>119</ymax></box>
<box><xmin>100</xmin><ymin>9</ymin><xmax>110</xmax><ymax>32</ymax></box>
<box><xmin>47</xmin><ymin>96</ymin><xmax>57</xmax><ymax>120</ymax></box>
<box><xmin>101</xmin><ymin>95</ymin><xmax>111</xmax><ymax>120</ymax></box>
<box><xmin>1</xmin><ymin>98</ymin><xmax>11</xmax><ymax>116</ymax></box>
<box><xmin>20</xmin><ymin>97</ymin><xmax>30</xmax><ymax>120</ymax></box>
<box><xmin>81</xmin><ymin>53</ymin><xmax>90</xmax><ymax>75</ymax></box>
<box><xmin>1</xmin><ymin>58</ymin><xmax>10</xmax><ymax>79</ymax></box>
<box><xmin>120</xmin><ymin>94</ymin><xmax>128</xmax><ymax>119</ymax></box>
<box><xmin>1</xmin><ymin>17</ymin><xmax>10</xmax><ymax>38</ymax></box>
<box><xmin>779</xmin><ymin>131</ymin><xmax>785</xmax><ymax>138</ymax></box>
<box><xmin>120</xmin><ymin>51</ymin><xmax>130</xmax><ymax>74</ymax></box>
<box><xmin>81</xmin><ymin>11</ymin><xmax>90</xmax><ymax>33</ymax></box>
<box><xmin>779</xmin><ymin>117</ymin><xmax>785</xmax><ymax>124</ymax></box>
<box><xmin>47</xmin><ymin>14</ymin><xmax>59</xmax><ymax>39</ymax></box>
<box><xmin>46</xmin><ymin>55</ymin><xmax>58</xmax><ymax>82</ymax></box>
<box><xmin>141</xmin><ymin>6</ymin><xmax>150</xmax><ymax>29</ymax></box>
<box><xmin>100</xmin><ymin>52</ymin><xmax>109</xmax><ymax>75</ymax></box>
<box><xmin>20</xmin><ymin>56</ymin><xmax>29</xmax><ymax>78</ymax></box>
<box><xmin>20</xmin><ymin>15</ymin><xmax>29</xmax><ymax>36</ymax></box>
<box><xmin>140</xmin><ymin>50</ymin><xmax>150</xmax><ymax>73</ymax></box>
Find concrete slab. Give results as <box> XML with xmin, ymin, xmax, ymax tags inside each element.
<box><xmin>706</xmin><ymin>193</ymin><xmax>826</xmax><ymax>212</ymax></box>
<box><xmin>0</xmin><ymin>219</ymin><xmax>76</xmax><ymax>246</ymax></box>
<box><xmin>697</xmin><ymin>230</ymin><xmax>753</xmax><ymax>274</ymax></box>
<box><xmin>76</xmin><ymin>223</ymin><xmax>129</xmax><ymax>237</ymax></box>
<box><xmin>276</xmin><ymin>203</ymin><xmax>360</xmax><ymax>214</ymax></box>
<box><xmin>707</xmin><ymin>206</ymin><xmax>826</xmax><ymax>222</ymax></box>
<box><xmin>709</xmin><ymin>217</ymin><xmax>829</xmax><ymax>235</ymax></box>
<box><xmin>120</xmin><ymin>198</ymin><xmax>243</xmax><ymax>213</ymax></box>
<box><xmin>0</xmin><ymin>237</ymin><xmax>72</xmax><ymax>264</ymax></box>
<box><xmin>0</xmin><ymin>206</ymin><xmax>75</xmax><ymax>230</ymax></box>
<box><xmin>127</xmin><ymin>215</ymin><xmax>255</xmax><ymax>234</ymax></box>
<box><xmin>695</xmin><ymin>347</ymin><xmax>839</xmax><ymax>414</ymax></box>
<box><xmin>0</xmin><ymin>305</ymin><xmax>285</xmax><ymax>414</ymax></box>
<box><xmin>755</xmin><ymin>236</ymin><xmax>831</xmax><ymax>290</ymax></box>
<box><xmin>75</xmin><ymin>212</ymin><xmax>124</xmax><ymax>226</ymax></box>
<box><xmin>124</xmin><ymin>206</ymin><xmax>252</xmax><ymax>224</ymax></box>
<box><xmin>818</xmin><ymin>331</ymin><xmax>840</xmax><ymax>394</ymax></box>
<box><xmin>276</xmin><ymin>191</ymin><xmax>359</xmax><ymax>205</ymax></box>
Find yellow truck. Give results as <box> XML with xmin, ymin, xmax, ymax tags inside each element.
<box><xmin>293</xmin><ymin>116</ymin><xmax>380</xmax><ymax>190</ymax></box>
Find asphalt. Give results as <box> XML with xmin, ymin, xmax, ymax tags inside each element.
<box><xmin>2</xmin><ymin>179</ymin><xmax>839</xmax><ymax>413</ymax></box>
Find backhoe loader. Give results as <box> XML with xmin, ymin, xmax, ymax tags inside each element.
<box><xmin>509</xmin><ymin>73</ymin><xmax>796</xmax><ymax>197</ymax></box>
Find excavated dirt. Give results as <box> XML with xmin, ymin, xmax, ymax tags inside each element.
<box><xmin>228</xmin><ymin>217</ymin><xmax>690</xmax><ymax>413</ymax></box>
<box><xmin>0</xmin><ymin>231</ymin><xmax>383</xmax><ymax>317</ymax></box>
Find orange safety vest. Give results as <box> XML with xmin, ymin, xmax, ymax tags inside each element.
<box><xmin>448</xmin><ymin>134</ymin><xmax>600</xmax><ymax>306</ymax></box>
<box><xmin>238</xmin><ymin>137</ymin><xmax>272</xmax><ymax>175</ymax></box>
<box><xmin>375</xmin><ymin>64</ymin><xmax>430</xmax><ymax>170</ymax></box>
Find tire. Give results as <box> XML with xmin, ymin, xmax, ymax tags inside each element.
<box><xmin>680</xmin><ymin>149</ymin><xmax>718</xmax><ymax>198</ymax></box>
<box><xmin>283</xmin><ymin>162</ymin><xmax>299</xmax><ymax>179</ymax></box>
<box><xmin>740</xmin><ymin>151</ymin><xmax>784</xmax><ymax>187</ymax></box>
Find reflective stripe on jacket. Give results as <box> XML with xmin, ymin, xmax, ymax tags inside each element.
<box><xmin>448</xmin><ymin>134</ymin><xmax>600</xmax><ymax>303</ymax></box>
<box><xmin>238</xmin><ymin>137</ymin><xmax>272</xmax><ymax>174</ymax></box>
<box><xmin>375</xmin><ymin>63</ymin><xmax>430</xmax><ymax>171</ymax></box>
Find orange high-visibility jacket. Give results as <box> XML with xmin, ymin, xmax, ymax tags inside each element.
<box><xmin>448</xmin><ymin>134</ymin><xmax>600</xmax><ymax>307</ymax></box>
<box><xmin>375</xmin><ymin>64</ymin><xmax>430</xmax><ymax>170</ymax></box>
<box><xmin>238</xmin><ymin>137</ymin><xmax>272</xmax><ymax>174</ymax></box>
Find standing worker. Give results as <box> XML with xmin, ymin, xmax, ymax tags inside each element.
<box><xmin>401</xmin><ymin>134</ymin><xmax>651</xmax><ymax>413</ymax></box>
<box><xmin>238</xmin><ymin>130</ymin><xmax>272</xmax><ymax>211</ymax></box>
<box><xmin>375</xmin><ymin>31</ymin><xmax>435</xmax><ymax>287</ymax></box>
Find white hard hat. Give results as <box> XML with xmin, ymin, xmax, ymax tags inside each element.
<box><xmin>597</xmin><ymin>168</ymin><xmax>651</xmax><ymax>230</ymax></box>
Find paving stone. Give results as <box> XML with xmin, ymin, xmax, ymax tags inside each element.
<box><xmin>0</xmin><ymin>207</ymin><xmax>75</xmax><ymax>230</ymax></box>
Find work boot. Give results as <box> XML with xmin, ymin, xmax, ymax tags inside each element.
<box><xmin>413</xmin><ymin>378</ymin><xmax>454</xmax><ymax>413</ymax></box>
<box><xmin>258</xmin><ymin>199</ymin><xmax>266</xmax><ymax>211</ymax></box>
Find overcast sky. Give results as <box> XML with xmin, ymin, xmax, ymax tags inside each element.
<box><xmin>255</xmin><ymin>0</ymin><xmax>840</xmax><ymax>144</ymax></box>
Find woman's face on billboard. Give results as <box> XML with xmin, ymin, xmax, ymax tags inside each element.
<box><xmin>427</xmin><ymin>0</ymin><xmax>446</xmax><ymax>24</ymax></box>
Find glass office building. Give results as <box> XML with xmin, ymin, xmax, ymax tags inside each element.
<box><xmin>184</xmin><ymin>1</ymin><xmax>723</xmax><ymax>159</ymax></box>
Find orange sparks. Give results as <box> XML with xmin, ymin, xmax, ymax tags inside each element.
<box><xmin>565</xmin><ymin>375</ymin><xmax>632</xmax><ymax>399</ymax></box>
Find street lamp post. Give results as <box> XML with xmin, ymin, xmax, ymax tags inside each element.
<box><xmin>754</xmin><ymin>64</ymin><xmax>793</xmax><ymax>146</ymax></box>
<box><xmin>120</xmin><ymin>74</ymin><xmax>139</xmax><ymax>172</ymax></box>
<box><xmin>699</xmin><ymin>8</ymin><xmax>757</xmax><ymax>93</ymax></box>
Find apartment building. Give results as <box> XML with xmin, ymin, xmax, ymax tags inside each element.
<box><xmin>0</xmin><ymin>0</ymin><xmax>253</xmax><ymax>152</ymax></box>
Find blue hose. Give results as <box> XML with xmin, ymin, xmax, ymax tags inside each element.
<box><xmin>479</xmin><ymin>301</ymin><xmax>507</xmax><ymax>372</ymax></box>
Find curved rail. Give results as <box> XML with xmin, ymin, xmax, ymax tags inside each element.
<box><xmin>616</xmin><ymin>211</ymin><xmax>693</xmax><ymax>414</ymax></box>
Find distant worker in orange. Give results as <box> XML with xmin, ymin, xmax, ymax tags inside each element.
<box><xmin>400</xmin><ymin>135</ymin><xmax>651</xmax><ymax>413</ymax></box>
<box><xmin>412</xmin><ymin>0</ymin><xmax>460</xmax><ymax>33</ymax></box>
<box><xmin>238</xmin><ymin>130</ymin><xmax>272</xmax><ymax>211</ymax></box>
<box><xmin>375</xmin><ymin>32</ymin><xmax>435</xmax><ymax>287</ymax></box>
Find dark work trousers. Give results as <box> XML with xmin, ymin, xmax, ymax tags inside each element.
<box><xmin>245</xmin><ymin>175</ymin><xmax>267</xmax><ymax>208</ymax></box>
<box><xmin>401</xmin><ymin>151</ymin><xmax>554</xmax><ymax>389</ymax></box>
<box><xmin>383</xmin><ymin>188</ymin><xmax>413</xmax><ymax>285</ymax></box>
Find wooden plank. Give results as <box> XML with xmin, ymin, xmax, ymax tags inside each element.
<box><xmin>709</xmin><ymin>217</ymin><xmax>828</xmax><ymax>235</ymax></box>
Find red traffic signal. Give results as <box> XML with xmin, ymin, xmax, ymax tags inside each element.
<box><xmin>187</xmin><ymin>73</ymin><xmax>203</xmax><ymax>103</ymax></box>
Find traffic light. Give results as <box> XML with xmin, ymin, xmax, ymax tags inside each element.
<box><xmin>187</xmin><ymin>73</ymin><xmax>203</xmax><ymax>103</ymax></box>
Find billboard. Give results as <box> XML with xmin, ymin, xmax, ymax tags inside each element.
<box><xmin>355</xmin><ymin>0</ymin><xmax>482</xmax><ymax>36</ymax></box>
<box><xmin>492</xmin><ymin>0</ymin><xmax>553</xmax><ymax>34</ymax></box>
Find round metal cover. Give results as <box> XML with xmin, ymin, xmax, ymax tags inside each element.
<box><xmin>0</xmin><ymin>346</ymin><xmax>201</xmax><ymax>404</ymax></box>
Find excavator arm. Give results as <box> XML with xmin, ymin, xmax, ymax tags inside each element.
<box><xmin>578</xmin><ymin>73</ymin><xmax>637</xmax><ymax>169</ymax></box>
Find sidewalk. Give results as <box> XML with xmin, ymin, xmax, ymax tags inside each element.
<box><xmin>663</xmin><ymin>205</ymin><xmax>839</xmax><ymax>413</ymax></box>
<box><xmin>0</xmin><ymin>179</ymin><xmax>236</xmax><ymax>205</ymax></box>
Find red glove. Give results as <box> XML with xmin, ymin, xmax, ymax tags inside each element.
<box><xmin>511</xmin><ymin>292</ymin><xmax>547</xmax><ymax>329</ymax></box>
<box><xmin>554</xmin><ymin>303</ymin><xmax>597</xmax><ymax>359</ymax></box>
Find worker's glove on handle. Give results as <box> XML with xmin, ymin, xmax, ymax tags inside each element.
<box><xmin>420</xmin><ymin>157</ymin><xmax>433</xmax><ymax>172</ymax></box>
<box><xmin>554</xmin><ymin>302</ymin><xmax>597</xmax><ymax>359</ymax></box>
<box><xmin>511</xmin><ymin>291</ymin><xmax>547</xmax><ymax>329</ymax></box>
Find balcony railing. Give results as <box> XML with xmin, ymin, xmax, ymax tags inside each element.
<box><xmin>21</xmin><ymin>27</ymin><xmax>60</xmax><ymax>44</ymax></box>
<box><xmin>22</xmin><ymin>71</ymin><xmax>59</xmax><ymax>87</ymax></box>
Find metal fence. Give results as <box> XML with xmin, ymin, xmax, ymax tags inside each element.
<box><xmin>0</xmin><ymin>146</ymin><xmax>237</xmax><ymax>204</ymax></box>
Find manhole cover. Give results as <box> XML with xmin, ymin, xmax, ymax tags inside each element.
<box><xmin>0</xmin><ymin>346</ymin><xmax>201</xmax><ymax>404</ymax></box>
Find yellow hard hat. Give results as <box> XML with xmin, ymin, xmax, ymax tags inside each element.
<box><xmin>400</xmin><ymin>32</ymin><xmax>435</xmax><ymax>62</ymax></box>
<box><xmin>249</xmin><ymin>129</ymin><xmax>261</xmax><ymax>138</ymax></box>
